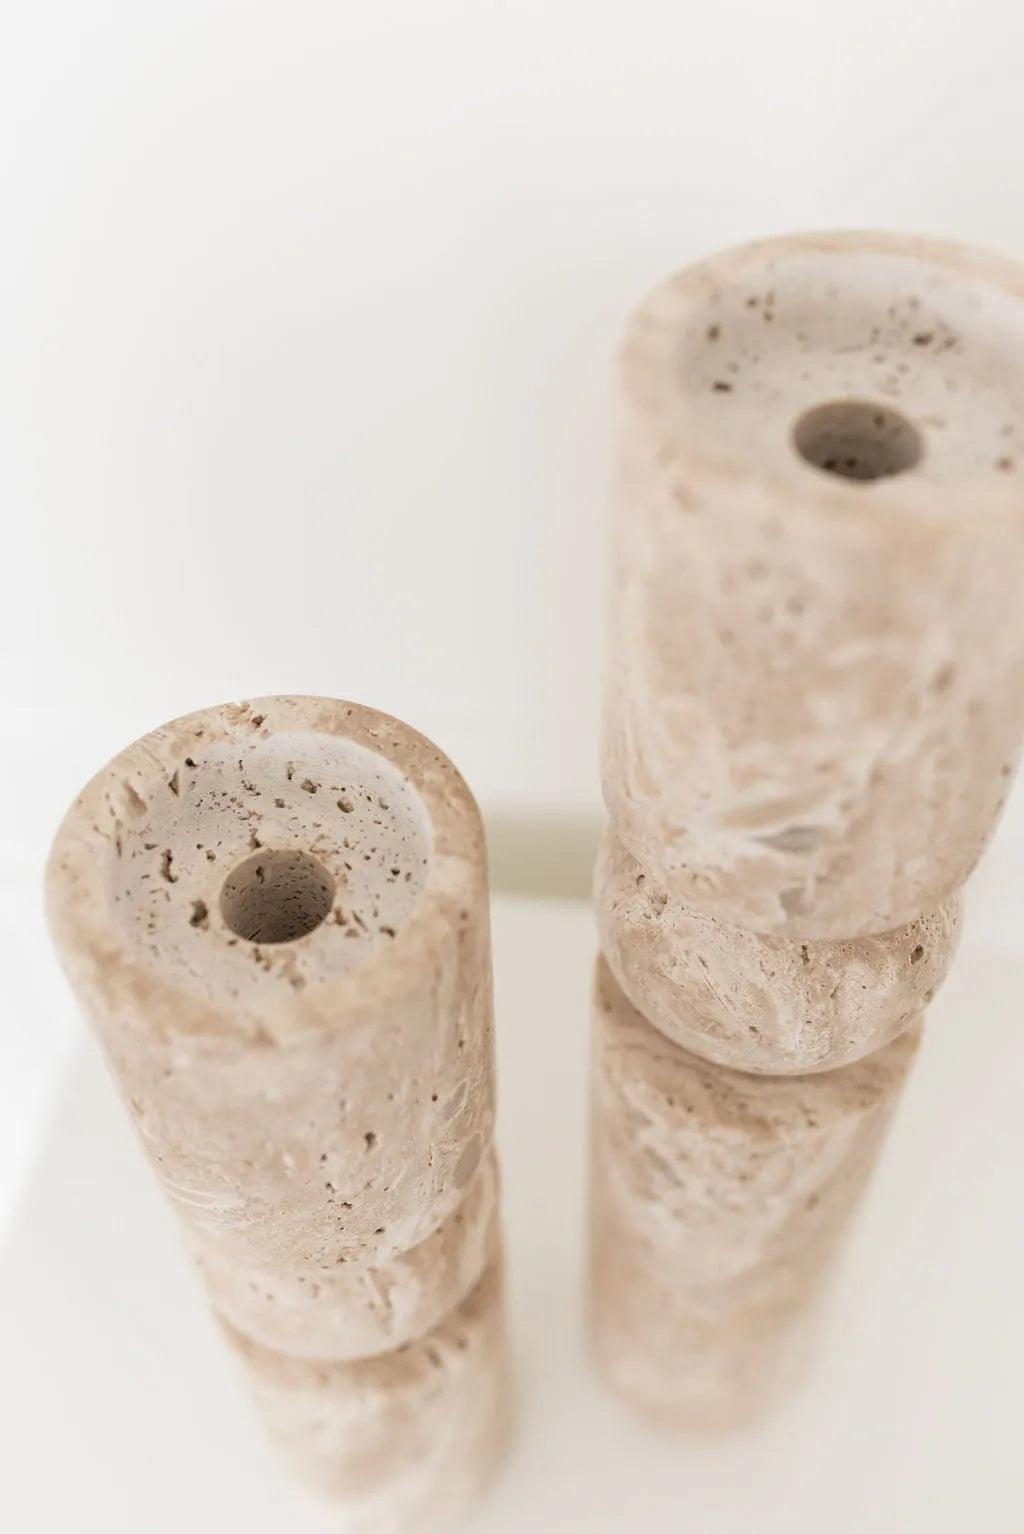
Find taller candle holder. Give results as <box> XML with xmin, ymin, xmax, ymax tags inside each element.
<box><xmin>591</xmin><ymin>231</ymin><xmax>1024</xmax><ymax>1426</ymax></box>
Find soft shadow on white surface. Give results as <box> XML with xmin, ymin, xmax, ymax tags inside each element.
<box><xmin>1</xmin><ymin>896</ymin><xmax>1022</xmax><ymax>1533</ymax></box>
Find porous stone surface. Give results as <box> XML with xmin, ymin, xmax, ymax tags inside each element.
<box><xmin>605</xmin><ymin>231</ymin><xmax>1024</xmax><ymax>937</ymax></box>
<box><xmin>46</xmin><ymin>696</ymin><xmax>496</xmax><ymax>1270</ymax></box>
<box><xmin>596</xmin><ymin>830</ymin><xmax>960</xmax><ymax>1073</ymax></box>
<box><xmin>191</xmin><ymin>1149</ymin><xmax>499</xmax><ymax>1362</ymax></box>
<box><xmin>220</xmin><ymin>1257</ymin><xmax>510</xmax><ymax>1534</ymax></box>
<box><xmin>587</xmin><ymin>959</ymin><xmax>920</xmax><ymax>1426</ymax></box>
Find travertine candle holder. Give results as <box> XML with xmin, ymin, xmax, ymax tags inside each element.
<box><xmin>219</xmin><ymin>1258</ymin><xmax>509</xmax><ymax>1534</ymax></box>
<box><xmin>588</xmin><ymin>959</ymin><xmax>920</xmax><ymax>1428</ymax></box>
<box><xmin>606</xmin><ymin>231</ymin><xmax>1024</xmax><ymax>939</ymax></box>
<box><xmin>47</xmin><ymin>696</ymin><xmax>495</xmax><ymax>1274</ymax></box>
<box><xmin>596</xmin><ymin>830</ymin><xmax>960</xmax><ymax>1074</ymax></box>
<box><xmin>593</xmin><ymin>231</ymin><xmax>1024</xmax><ymax>1427</ymax></box>
<box><xmin>46</xmin><ymin>696</ymin><xmax>508</xmax><ymax>1520</ymax></box>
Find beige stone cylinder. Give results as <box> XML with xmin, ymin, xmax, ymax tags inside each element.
<box><xmin>46</xmin><ymin>695</ymin><xmax>495</xmax><ymax>1283</ymax></box>
<box><xmin>596</xmin><ymin>829</ymin><xmax>960</xmax><ymax>1073</ymax></box>
<box><xmin>219</xmin><ymin>1257</ymin><xmax>510</xmax><ymax>1534</ymax></box>
<box><xmin>587</xmin><ymin>958</ymin><xmax>920</xmax><ymax>1428</ymax></box>
<box><xmin>606</xmin><ymin>231</ymin><xmax>1024</xmax><ymax>938</ymax></box>
<box><xmin>191</xmin><ymin>1149</ymin><xmax>500</xmax><ymax>1362</ymax></box>
<box><xmin>590</xmin><ymin>1131</ymin><xmax>817</xmax><ymax>1431</ymax></box>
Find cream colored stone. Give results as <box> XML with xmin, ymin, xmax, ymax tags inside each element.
<box><xmin>596</xmin><ymin>829</ymin><xmax>959</xmax><ymax>1073</ymax></box>
<box><xmin>589</xmin><ymin>1133</ymin><xmax>819</xmax><ymax>1432</ymax></box>
<box><xmin>587</xmin><ymin>958</ymin><xmax>919</xmax><ymax>1427</ymax></box>
<box><xmin>220</xmin><ymin>1257</ymin><xmax>510</xmax><ymax>1534</ymax></box>
<box><xmin>605</xmin><ymin>231</ymin><xmax>1024</xmax><ymax>937</ymax></box>
<box><xmin>46</xmin><ymin>696</ymin><xmax>496</xmax><ymax>1271</ymax></box>
<box><xmin>191</xmin><ymin>1149</ymin><xmax>499</xmax><ymax>1362</ymax></box>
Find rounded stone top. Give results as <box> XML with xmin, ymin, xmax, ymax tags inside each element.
<box><xmin>592</xmin><ymin>955</ymin><xmax>921</xmax><ymax>1140</ymax></box>
<box><xmin>46</xmin><ymin>697</ymin><xmax>488</xmax><ymax>1043</ymax></box>
<box><xmin>620</xmin><ymin>229</ymin><xmax>1024</xmax><ymax>528</ymax></box>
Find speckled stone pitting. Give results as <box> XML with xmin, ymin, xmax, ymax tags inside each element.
<box><xmin>220</xmin><ymin>1257</ymin><xmax>510</xmax><ymax>1534</ymax></box>
<box><xmin>606</xmin><ymin>231</ymin><xmax>1024</xmax><ymax>938</ymax></box>
<box><xmin>191</xmin><ymin>1149</ymin><xmax>500</xmax><ymax>1362</ymax></box>
<box><xmin>596</xmin><ymin>830</ymin><xmax>960</xmax><ymax>1073</ymax></box>
<box><xmin>46</xmin><ymin>696</ymin><xmax>509</xmax><ymax>1520</ymax></box>
<box><xmin>46</xmin><ymin>697</ymin><xmax>496</xmax><ymax>1270</ymax></box>
<box><xmin>587</xmin><ymin>959</ymin><xmax>920</xmax><ymax>1429</ymax></box>
<box><xmin>590</xmin><ymin>231</ymin><xmax>1024</xmax><ymax>1429</ymax></box>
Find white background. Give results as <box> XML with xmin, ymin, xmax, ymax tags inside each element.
<box><xmin>2</xmin><ymin>3</ymin><xmax>1024</xmax><ymax>1529</ymax></box>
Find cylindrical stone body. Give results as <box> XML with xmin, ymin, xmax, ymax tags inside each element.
<box><xmin>190</xmin><ymin>1150</ymin><xmax>500</xmax><ymax>1362</ymax></box>
<box><xmin>605</xmin><ymin>231</ymin><xmax>1024</xmax><ymax>937</ymax></box>
<box><xmin>587</xmin><ymin>958</ymin><xmax>920</xmax><ymax>1428</ymax></box>
<box><xmin>596</xmin><ymin>830</ymin><xmax>960</xmax><ymax>1073</ymax></box>
<box><xmin>219</xmin><ymin>1257</ymin><xmax>510</xmax><ymax>1534</ymax></box>
<box><xmin>590</xmin><ymin>1130</ymin><xmax>817</xmax><ymax>1431</ymax></box>
<box><xmin>46</xmin><ymin>697</ymin><xmax>496</xmax><ymax>1282</ymax></box>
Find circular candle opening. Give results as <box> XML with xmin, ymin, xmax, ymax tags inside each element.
<box><xmin>793</xmin><ymin>399</ymin><xmax>923</xmax><ymax>482</ymax></box>
<box><xmin>220</xmin><ymin>848</ymin><xmax>335</xmax><ymax>944</ymax></box>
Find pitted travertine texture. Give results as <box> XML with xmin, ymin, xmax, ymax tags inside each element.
<box><xmin>46</xmin><ymin>696</ymin><xmax>496</xmax><ymax>1270</ymax></box>
<box><xmin>596</xmin><ymin>830</ymin><xmax>959</xmax><ymax>1073</ymax></box>
<box><xmin>192</xmin><ymin>1149</ymin><xmax>499</xmax><ymax>1361</ymax></box>
<box><xmin>220</xmin><ymin>1258</ymin><xmax>510</xmax><ymax>1534</ymax></box>
<box><xmin>605</xmin><ymin>231</ymin><xmax>1024</xmax><ymax>937</ymax></box>
<box><xmin>587</xmin><ymin>959</ymin><xmax>919</xmax><ymax>1426</ymax></box>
